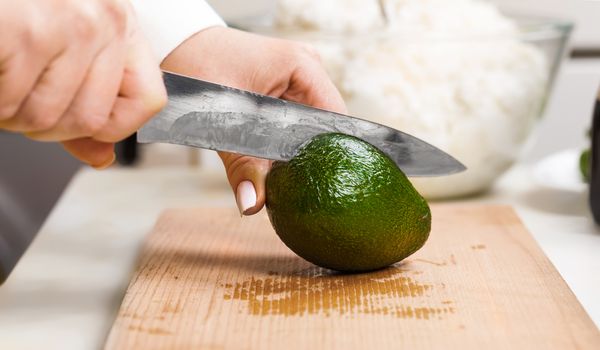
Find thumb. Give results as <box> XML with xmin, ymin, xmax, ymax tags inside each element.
<box><xmin>61</xmin><ymin>138</ymin><xmax>116</xmax><ymax>169</ymax></box>
<box><xmin>219</xmin><ymin>152</ymin><xmax>272</xmax><ymax>216</ymax></box>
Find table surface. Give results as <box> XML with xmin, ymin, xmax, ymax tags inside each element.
<box><xmin>0</xmin><ymin>163</ymin><xmax>599</xmax><ymax>349</ymax></box>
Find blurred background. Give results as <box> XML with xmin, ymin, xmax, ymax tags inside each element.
<box><xmin>1</xmin><ymin>0</ymin><xmax>599</xmax><ymax>274</ymax></box>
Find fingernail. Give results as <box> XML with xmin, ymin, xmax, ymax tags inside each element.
<box><xmin>93</xmin><ymin>153</ymin><xmax>116</xmax><ymax>170</ymax></box>
<box><xmin>236</xmin><ymin>181</ymin><xmax>257</xmax><ymax>216</ymax></box>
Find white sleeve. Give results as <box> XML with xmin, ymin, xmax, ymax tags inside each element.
<box><xmin>129</xmin><ymin>0</ymin><xmax>226</xmax><ymax>62</ymax></box>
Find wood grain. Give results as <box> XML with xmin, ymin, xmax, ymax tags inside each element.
<box><xmin>105</xmin><ymin>205</ymin><xmax>600</xmax><ymax>349</ymax></box>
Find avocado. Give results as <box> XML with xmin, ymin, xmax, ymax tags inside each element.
<box><xmin>580</xmin><ymin>148</ymin><xmax>591</xmax><ymax>183</ymax></box>
<box><xmin>265</xmin><ymin>133</ymin><xmax>431</xmax><ymax>272</ymax></box>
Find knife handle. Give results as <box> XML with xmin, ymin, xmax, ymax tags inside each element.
<box><xmin>115</xmin><ymin>133</ymin><xmax>139</xmax><ymax>166</ymax></box>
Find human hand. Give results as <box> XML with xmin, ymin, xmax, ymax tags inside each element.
<box><xmin>0</xmin><ymin>0</ymin><xmax>166</xmax><ymax>168</ymax></box>
<box><xmin>161</xmin><ymin>27</ymin><xmax>347</xmax><ymax>215</ymax></box>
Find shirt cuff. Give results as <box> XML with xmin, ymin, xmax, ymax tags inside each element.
<box><xmin>130</xmin><ymin>0</ymin><xmax>226</xmax><ymax>62</ymax></box>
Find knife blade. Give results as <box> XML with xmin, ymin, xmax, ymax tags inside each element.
<box><xmin>138</xmin><ymin>71</ymin><xmax>466</xmax><ymax>176</ymax></box>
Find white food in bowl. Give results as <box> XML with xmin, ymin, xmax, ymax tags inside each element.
<box><xmin>275</xmin><ymin>0</ymin><xmax>384</xmax><ymax>33</ymax></box>
<box><xmin>274</xmin><ymin>0</ymin><xmax>549</xmax><ymax>198</ymax></box>
<box><xmin>382</xmin><ymin>0</ymin><xmax>517</xmax><ymax>37</ymax></box>
<box><xmin>341</xmin><ymin>40</ymin><xmax>547</xmax><ymax>198</ymax></box>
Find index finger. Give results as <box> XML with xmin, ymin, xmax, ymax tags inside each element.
<box><xmin>92</xmin><ymin>30</ymin><xmax>166</xmax><ymax>143</ymax></box>
<box><xmin>282</xmin><ymin>60</ymin><xmax>347</xmax><ymax>115</ymax></box>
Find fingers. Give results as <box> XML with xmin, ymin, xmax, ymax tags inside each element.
<box><xmin>282</xmin><ymin>48</ymin><xmax>347</xmax><ymax>115</ymax></box>
<box><xmin>58</xmin><ymin>30</ymin><xmax>165</xmax><ymax>170</ymax></box>
<box><xmin>27</xmin><ymin>28</ymin><xmax>165</xmax><ymax>144</ymax></box>
<box><xmin>0</xmin><ymin>1</ymin><xmax>58</xmax><ymax>121</ymax></box>
<box><xmin>61</xmin><ymin>138</ymin><xmax>115</xmax><ymax>169</ymax></box>
<box><xmin>0</xmin><ymin>51</ymin><xmax>48</xmax><ymax>121</ymax></box>
<box><xmin>219</xmin><ymin>152</ymin><xmax>272</xmax><ymax>216</ymax></box>
<box><xmin>0</xmin><ymin>0</ymin><xmax>168</xmax><ymax>174</ymax></box>
<box><xmin>0</xmin><ymin>46</ymin><xmax>94</xmax><ymax>133</ymax></box>
<box><xmin>92</xmin><ymin>29</ymin><xmax>166</xmax><ymax>143</ymax></box>
<box><xmin>26</xmin><ymin>40</ymin><xmax>126</xmax><ymax>141</ymax></box>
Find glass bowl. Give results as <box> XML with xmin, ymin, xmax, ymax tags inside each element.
<box><xmin>235</xmin><ymin>11</ymin><xmax>573</xmax><ymax>199</ymax></box>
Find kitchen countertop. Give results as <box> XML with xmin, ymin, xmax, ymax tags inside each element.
<box><xmin>0</xmin><ymin>162</ymin><xmax>599</xmax><ymax>349</ymax></box>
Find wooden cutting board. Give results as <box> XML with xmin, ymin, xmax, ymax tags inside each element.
<box><xmin>105</xmin><ymin>205</ymin><xmax>600</xmax><ymax>349</ymax></box>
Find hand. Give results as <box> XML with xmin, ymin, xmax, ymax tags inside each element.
<box><xmin>0</xmin><ymin>0</ymin><xmax>166</xmax><ymax>168</ymax></box>
<box><xmin>161</xmin><ymin>27</ymin><xmax>347</xmax><ymax>215</ymax></box>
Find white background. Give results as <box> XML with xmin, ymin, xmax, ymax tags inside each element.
<box><xmin>207</xmin><ymin>0</ymin><xmax>600</xmax><ymax>48</ymax></box>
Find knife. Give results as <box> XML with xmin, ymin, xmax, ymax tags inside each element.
<box><xmin>138</xmin><ymin>71</ymin><xmax>465</xmax><ymax>176</ymax></box>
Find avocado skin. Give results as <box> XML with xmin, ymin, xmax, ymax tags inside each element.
<box><xmin>265</xmin><ymin>133</ymin><xmax>431</xmax><ymax>272</ymax></box>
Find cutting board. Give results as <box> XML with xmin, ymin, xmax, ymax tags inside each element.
<box><xmin>105</xmin><ymin>205</ymin><xmax>600</xmax><ymax>349</ymax></box>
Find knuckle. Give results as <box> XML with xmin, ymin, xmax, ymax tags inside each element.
<box><xmin>70</xmin><ymin>113</ymin><xmax>109</xmax><ymax>135</ymax></box>
<box><xmin>225</xmin><ymin>156</ymin><xmax>257</xmax><ymax>179</ymax></box>
<box><xmin>296</xmin><ymin>43</ymin><xmax>321</xmax><ymax>62</ymax></box>
<box><xmin>0</xmin><ymin>103</ymin><xmax>21</xmax><ymax>120</ymax></box>
<box><xmin>12</xmin><ymin>8</ymin><xmax>42</xmax><ymax>45</ymax></box>
<box><xmin>19</xmin><ymin>24</ymin><xmax>39</xmax><ymax>47</ymax></box>
<box><xmin>24</xmin><ymin>110</ymin><xmax>60</xmax><ymax>130</ymax></box>
<box><xmin>73</xmin><ymin>19</ymin><xmax>98</xmax><ymax>42</ymax></box>
<box><xmin>13</xmin><ymin>7</ymin><xmax>50</xmax><ymax>49</ymax></box>
<box><xmin>143</xmin><ymin>88</ymin><xmax>168</xmax><ymax>117</ymax></box>
<box><xmin>102</xmin><ymin>0</ymin><xmax>129</xmax><ymax>35</ymax></box>
<box><xmin>71</xmin><ymin>5</ymin><xmax>102</xmax><ymax>41</ymax></box>
<box><xmin>11</xmin><ymin>94</ymin><xmax>65</xmax><ymax>130</ymax></box>
<box><xmin>154</xmin><ymin>89</ymin><xmax>168</xmax><ymax>112</ymax></box>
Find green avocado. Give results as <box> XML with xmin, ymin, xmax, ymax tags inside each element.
<box><xmin>580</xmin><ymin>148</ymin><xmax>591</xmax><ymax>183</ymax></box>
<box><xmin>265</xmin><ymin>133</ymin><xmax>431</xmax><ymax>272</ymax></box>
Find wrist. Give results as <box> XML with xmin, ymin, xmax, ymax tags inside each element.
<box><xmin>160</xmin><ymin>26</ymin><xmax>226</xmax><ymax>75</ymax></box>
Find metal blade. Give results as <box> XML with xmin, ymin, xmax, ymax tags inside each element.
<box><xmin>138</xmin><ymin>72</ymin><xmax>466</xmax><ymax>176</ymax></box>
